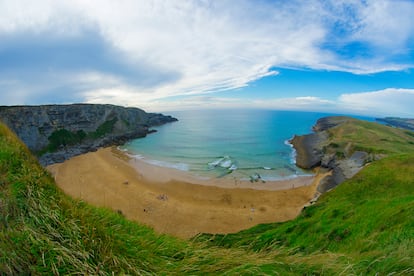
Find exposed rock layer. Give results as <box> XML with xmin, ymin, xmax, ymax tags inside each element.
<box><xmin>290</xmin><ymin>116</ymin><xmax>371</xmax><ymax>193</ymax></box>
<box><xmin>290</xmin><ymin>132</ymin><xmax>328</xmax><ymax>169</ymax></box>
<box><xmin>0</xmin><ymin>104</ymin><xmax>177</xmax><ymax>165</ymax></box>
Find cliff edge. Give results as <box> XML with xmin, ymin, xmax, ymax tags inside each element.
<box><xmin>0</xmin><ymin>104</ymin><xmax>177</xmax><ymax>165</ymax></box>
<box><xmin>290</xmin><ymin>116</ymin><xmax>414</xmax><ymax>193</ymax></box>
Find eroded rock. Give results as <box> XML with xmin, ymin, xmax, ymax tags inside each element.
<box><xmin>0</xmin><ymin>104</ymin><xmax>177</xmax><ymax>165</ymax></box>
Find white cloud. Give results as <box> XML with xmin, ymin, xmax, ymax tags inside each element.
<box><xmin>355</xmin><ymin>0</ymin><xmax>414</xmax><ymax>52</ymax></box>
<box><xmin>145</xmin><ymin>89</ymin><xmax>414</xmax><ymax>118</ymax></box>
<box><xmin>145</xmin><ymin>95</ymin><xmax>335</xmax><ymax>113</ymax></box>
<box><xmin>338</xmin><ymin>88</ymin><xmax>414</xmax><ymax>117</ymax></box>
<box><xmin>73</xmin><ymin>0</ymin><xmax>329</xmax><ymax>101</ymax></box>
<box><xmin>0</xmin><ymin>0</ymin><xmax>413</xmax><ymax>109</ymax></box>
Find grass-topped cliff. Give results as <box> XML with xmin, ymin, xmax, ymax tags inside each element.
<box><xmin>320</xmin><ymin>117</ymin><xmax>414</xmax><ymax>156</ymax></box>
<box><xmin>0</xmin><ymin>104</ymin><xmax>177</xmax><ymax>166</ymax></box>
<box><xmin>0</xmin><ymin>121</ymin><xmax>281</xmax><ymax>274</ymax></box>
<box><xmin>199</xmin><ymin>154</ymin><xmax>414</xmax><ymax>273</ymax></box>
<box><xmin>1</xmin><ymin>118</ymin><xmax>413</xmax><ymax>274</ymax></box>
<box><xmin>291</xmin><ymin>116</ymin><xmax>414</xmax><ymax>193</ymax></box>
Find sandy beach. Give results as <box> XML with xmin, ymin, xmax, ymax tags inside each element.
<box><xmin>47</xmin><ymin>147</ymin><xmax>325</xmax><ymax>239</ymax></box>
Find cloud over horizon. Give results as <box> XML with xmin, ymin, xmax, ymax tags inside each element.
<box><xmin>150</xmin><ymin>88</ymin><xmax>414</xmax><ymax>118</ymax></box>
<box><xmin>0</xmin><ymin>0</ymin><xmax>413</xmax><ymax>116</ymax></box>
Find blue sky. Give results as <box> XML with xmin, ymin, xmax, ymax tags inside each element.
<box><xmin>1</xmin><ymin>0</ymin><xmax>414</xmax><ymax>117</ymax></box>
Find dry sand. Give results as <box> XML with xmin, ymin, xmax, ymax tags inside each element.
<box><xmin>47</xmin><ymin>147</ymin><xmax>325</xmax><ymax>239</ymax></box>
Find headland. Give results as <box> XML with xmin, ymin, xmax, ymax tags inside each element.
<box><xmin>0</xmin><ymin>104</ymin><xmax>177</xmax><ymax>165</ymax></box>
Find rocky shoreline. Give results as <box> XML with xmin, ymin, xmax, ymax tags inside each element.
<box><xmin>0</xmin><ymin>106</ymin><xmax>381</xmax><ymax>192</ymax></box>
<box><xmin>0</xmin><ymin>104</ymin><xmax>177</xmax><ymax>166</ymax></box>
<box><xmin>290</xmin><ymin>116</ymin><xmax>374</xmax><ymax>193</ymax></box>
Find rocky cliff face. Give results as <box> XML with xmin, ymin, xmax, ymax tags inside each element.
<box><xmin>0</xmin><ymin>104</ymin><xmax>177</xmax><ymax>165</ymax></box>
<box><xmin>290</xmin><ymin>116</ymin><xmax>372</xmax><ymax>193</ymax></box>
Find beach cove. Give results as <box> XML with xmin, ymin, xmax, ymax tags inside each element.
<box><xmin>48</xmin><ymin>147</ymin><xmax>327</xmax><ymax>239</ymax></box>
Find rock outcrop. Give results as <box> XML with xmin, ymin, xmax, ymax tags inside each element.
<box><xmin>0</xmin><ymin>104</ymin><xmax>177</xmax><ymax>165</ymax></box>
<box><xmin>290</xmin><ymin>116</ymin><xmax>372</xmax><ymax>193</ymax></box>
<box><xmin>290</xmin><ymin>132</ymin><xmax>328</xmax><ymax>169</ymax></box>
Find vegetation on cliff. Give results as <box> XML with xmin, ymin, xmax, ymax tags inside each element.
<box><xmin>292</xmin><ymin>117</ymin><xmax>414</xmax><ymax>169</ymax></box>
<box><xmin>0</xmin><ymin>104</ymin><xmax>178</xmax><ymax>165</ymax></box>
<box><xmin>46</xmin><ymin>129</ymin><xmax>87</xmax><ymax>152</ymax></box>
<box><xmin>45</xmin><ymin>118</ymin><xmax>117</xmax><ymax>153</ymax></box>
<box><xmin>1</xmin><ymin>119</ymin><xmax>413</xmax><ymax>275</ymax></box>
<box><xmin>291</xmin><ymin>117</ymin><xmax>414</xmax><ymax>193</ymax></box>
<box><xmin>0</xmin><ymin>122</ymin><xmax>282</xmax><ymax>274</ymax></box>
<box><xmin>322</xmin><ymin>118</ymin><xmax>414</xmax><ymax>156</ymax></box>
<box><xmin>199</xmin><ymin>153</ymin><xmax>414</xmax><ymax>273</ymax></box>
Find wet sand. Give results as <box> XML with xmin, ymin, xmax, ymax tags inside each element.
<box><xmin>47</xmin><ymin>147</ymin><xmax>325</xmax><ymax>239</ymax></box>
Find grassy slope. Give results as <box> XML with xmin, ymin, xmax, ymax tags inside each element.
<box><xmin>200</xmin><ymin>154</ymin><xmax>414</xmax><ymax>274</ymax></box>
<box><xmin>324</xmin><ymin>118</ymin><xmax>414</xmax><ymax>156</ymax></box>
<box><xmin>1</xmin><ymin>119</ymin><xmax>414</xmax><ymax>275</ymax></box>
<box><xmin>200</xmin><ymin>119</ymin><xmax>414</xmax><ymax>274</ymax></box>
<box><xmin>0</xmin><ymin>122</ymin><xmax>330</xmax><ymax>275</ymax></box>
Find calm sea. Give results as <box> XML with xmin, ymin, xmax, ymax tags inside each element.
<box><xmin>123</xmin><ymin>110</ymin><xmax>373</xmax><ymax>180</ymax></box>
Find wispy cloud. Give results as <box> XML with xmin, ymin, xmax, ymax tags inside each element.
<box><xmin>0</xmin><ymin>0</ymin><xmax>413</xmax><ymax>111</ymax></box>
<box><xmin>146</xmin><ymin>95</ymin><xmax>336</xmax><ymax>113</ymax></box>
<box><xmin>338</xmin><ymin>88</ymin><xmax>414</xmax><ymax>117</ymax></box>
<box><xmin>150</xmin><ymin>88</ymin><xmax>414</xmax><ymax>117</ymax></box>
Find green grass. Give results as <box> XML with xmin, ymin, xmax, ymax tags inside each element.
<box><xmin>47</xmin><ymin>129</ymin><xmax>87</xmax><ymax>151</ymax></box>
<box><xmin>323</xmin><ymin>118</ymin><xmax>414</xmax><ymax>157</ymax></box>
<box><xmin>39</xmin><ymin>118</ymin><xmax>118</xmax><ymax>154</ymax></box>
<box><xmin>90</xmin><ymin>118</ymin><xmax>118</xmax><ymax>139</ymax></box>
<box><xmin>198</xmin><ymin>153</ymin><xmax>414</xmax><ymax>274</ymax></box>
<box><xmin>0</xmin><ymin>122</ymin><xmax>324</xmax><ymax>274</ymax></box>
<box><xmin>1</xmin><ymin>118</ymin><xmax>414</xmax><ymax>275</ymax></box>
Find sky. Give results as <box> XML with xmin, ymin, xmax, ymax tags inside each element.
<box><xmin>0</xmin><ymin>0</ymin><xmax>414</xmax><ymax>117</ymax></box>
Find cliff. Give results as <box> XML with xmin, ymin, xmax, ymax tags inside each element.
<box><xmin>290</xmin><ymin>117</ymin><xmax>351</xmax><ymax>169</ymax></box>
<box><xmin>2</xmin><ymin>117</ymin><xmax>413</xmax><ymax>274</ymax></box>
<box><xmin>0</xmin><ymin>104</ymin><xmax>177</xmax><ymax>165</ymax></box>
<box><xmin>290</xmin><ymin>116</ymin><xmax>414</xmax><ymax>193</ymax></box>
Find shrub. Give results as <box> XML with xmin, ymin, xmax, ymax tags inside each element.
<box><xmin>47</xmin><ymin>129</ymin><xmax>87</xmax><ymax>151</ymax></box>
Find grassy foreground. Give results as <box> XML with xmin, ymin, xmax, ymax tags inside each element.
<box><xmin>1</xmin><ymin>120</ymin><xmax>413</xmax><ymax>275</ymax></box>
<box><xmin>199</xmin><ymin>154</ymin><xmax>414</xmax><ymax>274</ymax></box>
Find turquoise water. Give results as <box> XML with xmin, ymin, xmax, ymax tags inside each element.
<box><xmin>123</xmin><ymin>110</ymin><xmax>371</xmax><ymax>180</ymax></box>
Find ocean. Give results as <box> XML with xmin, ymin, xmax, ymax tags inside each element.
<box><xmin>123</xmin><ymin>110</ymin><xmax>372</xmax><ymax>181</ymax></box>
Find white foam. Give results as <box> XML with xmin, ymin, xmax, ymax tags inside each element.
<box><xmin>208</xmin><ymin>157</ymin><xmax>224</xmax><ymax>167</ymax></box>
<box><xmin>229</xmin><ymin>164</ymin><xmax>238</xmax><ymax>171</ymax></box>
<box><xmin>145</xmin><ymin>159</ymin><xmax>189</xmax><ymax>171</ymax></box>
<box><xmin>117</xmin><ymin>146</ymin><xmax>128</xmax><ymax>152</ymax></box>
<box><xmin>127</xmin><ymin>153</ymin><xmax>145</xmax><ymax>160</ymax></box>
<box><xmin>208</xmin><ymin>156</ymin><xmax>234</xmax><ymax>169</ymax></box>
<box><xmin>220</xmin><ymin>159</ymin><xmax>232</xmax><ymax>168</ymax></box>
<box><xmin>284</xmin><ymin>138</ymin><xmax>297</xmax><ymax>164</ymax></box>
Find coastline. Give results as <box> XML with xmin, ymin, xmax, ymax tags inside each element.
<box><xmin>126</xmin><ymin>150</ymin><xmax>315</xmax><ymax>191</ymax></box>
<box><xmin>47</xmin><ymin>147</ymin><xmax>326</xmax><ymax>239</ymax></box>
